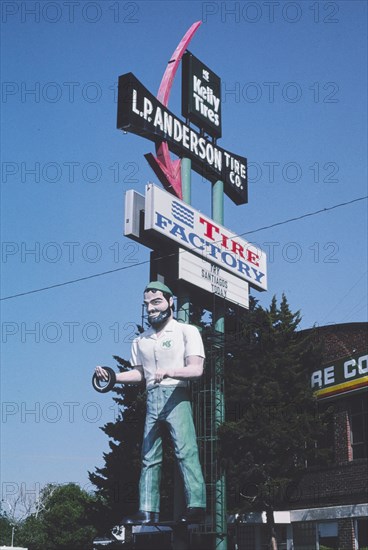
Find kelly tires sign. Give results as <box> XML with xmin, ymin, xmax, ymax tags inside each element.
<box><xmin>117</xmin><ymin>73</ymin><xmax>247</xmax><ymax>205</ymax></box>
<box><xmin>182</xmin><ymin>51</ymin><xmax>222</xmax><ymax>139</ymax></box>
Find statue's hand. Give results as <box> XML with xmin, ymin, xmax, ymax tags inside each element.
<box><xmin>92</xmin><ymin>366</ymin><xmax>116</xmax><ymax>393</ymax></box>
<box><xmin>154</xmin><ymin>367</ymin><xmax>171</xmax><ymax>383</ymax></box>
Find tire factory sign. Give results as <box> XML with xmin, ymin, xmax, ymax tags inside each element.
<box><xmin>144</xmin><ymin>184</ymin><xmax>267</xmax><ymax>291</ymax></box>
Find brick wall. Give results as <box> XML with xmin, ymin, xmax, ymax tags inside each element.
<box><xmin>290</xmin><ymin>323</ymin><xmax>368</xmax><ymax>510</ymax></box>
<box><xmin>334</xmin><ymin>409</ymin><xmax>353</xmax><ymax>463</ymax></box>
<box><xmin>303</xmin><ymin>322</ymin><xmax>368</xmax><ymax>363</ymax></box>
<box><xmin>339</xmin><ymin>517</ymin><xmax>356</xmax><ymax>550</ymax></box>
<box><xmin>287</xmin><ymin>460</ymin><xmax>368</xmax><ymax>509</ymax></box>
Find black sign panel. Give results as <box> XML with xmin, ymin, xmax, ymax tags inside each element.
<box><xmin>117</xmin><ymin>73</ymin><xmax>247</xmax><ymax>205</ymax></box>
<box><xmin>182</xmin><ymin>51</ymin><xmax>222</xmax><ymax>139</ymax></box>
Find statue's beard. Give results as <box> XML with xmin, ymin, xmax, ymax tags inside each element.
<box><xmin>148</xmin><ymin>306</ymin><xmax>171</xmax><ymax>328</ymax></box>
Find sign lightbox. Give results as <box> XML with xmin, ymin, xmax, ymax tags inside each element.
<box><xmin>311</xmin><ymin>353</ymin><xmax>368</xmax><ymax>399</ymax></box>
<box><xmin>178</xmin><ymin>248</ymin><xmax>249</xmax><ymax>308</ymax></box>
<box><xmin>182</xmin><ymin>51</ymin><xmax>222</xmax><ymax>138</ymax></box>
<box><xmin>117</xmin><ymin>73</ymin><xmax>247</xmax><ymax>205</ymax></box>
<box><xmin>144</xmin><ymin>184</ymin><xmax>267</xmax><ymax>291</ymax></box>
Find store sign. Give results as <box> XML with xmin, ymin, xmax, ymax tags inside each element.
<box><xmin>311</xmin><ymin>353</ymin><xmax>368</xmax><ymax>399</ymax></box>
<box><xmin>117</xmin><ymin>73</ymin><xmax>247</xmax><ymax>205</ymax></box>
<box><xmin>182</xmin><ymin>51</ymin><xmax>222</xmax><ymax>138</ymax></box>
<box><xmin>178</xmin><ymin>248</ymin><xmax>249</xmax><ymax>308</ymax></box>
<box><xmin>144</xmin><ymin>184</ymin><xmax>267</xmax><ymax>291</ymax></box>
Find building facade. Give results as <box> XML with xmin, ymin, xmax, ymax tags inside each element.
<box><xmin>235</xmin><ymin>322</ymin><xmax>368</xmax><ymax>550</ymax></box>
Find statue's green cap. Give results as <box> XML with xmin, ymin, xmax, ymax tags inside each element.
<box><xmin>144</xmin><ymin>281</ymin><xmax>173</xmax><ymax>296</ymax></box>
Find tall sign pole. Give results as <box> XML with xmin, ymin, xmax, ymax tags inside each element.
<box><xmin>119</xmin><ymin>21</ymin><xmax>267</xmax><ymax>550</ymax></box>
<box><xmin>177</xmin><ymin>157</ymin><xmax>192</xmax><ymax>325</ymax></box>
<box><xmin>212</xmin><ymin>179</ymin><xmax>227</xmax><ymax>550</ymax></box>
<box><xmin>174</xmin><ymin>158</ymin><xmax>192</xmax><ymax>536</ymax></box>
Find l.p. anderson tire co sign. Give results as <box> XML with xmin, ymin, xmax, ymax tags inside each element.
<box><xmin>117</xmin><ymin>72</ymin><xmax>248</xmax><ymax>206</ymax></box>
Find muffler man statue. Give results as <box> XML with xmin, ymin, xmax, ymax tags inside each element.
<box><xmin>95</xmin><ymin>281</ymin><xmax>206</xmax><ymax>525</ymax></box>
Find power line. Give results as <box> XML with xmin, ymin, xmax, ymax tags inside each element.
<box><xmin>240</xmin><ymin>195</ymin><xmax>368</xmax><ymax>236</ymax></box>
<box><xmin>0</xmin><ymin>260</ymin><xmax>150</xmax><ymax>301</ymax></box>
<box><xmin>1</xmin><ymin>195</ymin><xmax>367</xmax><ymax>302</ymax></box>
<box><xmin>320</xmin><ymin>270</ymin><xmax>368</xmax><ymax>324</ymax></box>
<box><xmin>343</xmin><ymin>302</ymin><xmax>368</xmax><ymax>323</ymax></box>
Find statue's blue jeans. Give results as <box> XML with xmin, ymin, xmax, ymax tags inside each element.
<box><xmin>139</xmin><ymin>385</ymin><xmax>206</xmax><ymax>513</ymax></box>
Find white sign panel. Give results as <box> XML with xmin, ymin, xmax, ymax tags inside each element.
<box><xmin>144</xmin><ymin>184</ymin><xmax>267</xmax><ymax>291</ymax></box>
<box><xmin>178</xmin><ymin>248</ymin><xmax>249</xmax><ymax>308</ymax></box>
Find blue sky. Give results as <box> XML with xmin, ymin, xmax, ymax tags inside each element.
<box><xmin>1</xmin><ymin>0</ymin><xmax>367</xmax><ymax>511</ymax></box>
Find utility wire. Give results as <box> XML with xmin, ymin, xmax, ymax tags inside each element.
<box><xmin>343</xmin><ymin>302</ymin><xmax>368</xmax><ymax>323</ymax></box>
<box><xmin>0</xmin><ymin>260</ymin><xmax>151</xmax><ymax>301</ymax></box>
<box><xmin>239</xmin><ymin>195</ymin><xmax>367</xmax><ymax>236</ymax></box>
<box><xmin>319</xmin><ymin>270</ymin><xmax>368</xmax><ymax>324</ymax></box>
<box><xmin>1</xmin><ymin>195</ymin><xmax>367</xmax><ymax>302</ymax></box>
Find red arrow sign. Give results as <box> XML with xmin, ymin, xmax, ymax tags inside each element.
<box><xmin>145</xmin><ymin>21</ymin><xmax>201</xmax><ymax>200</ymax></box>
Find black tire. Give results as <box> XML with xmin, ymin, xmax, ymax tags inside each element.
<box><xmin>92</xmin><ymin>366</ymin><xmax>116</xmax><ymax>393</ymax></box>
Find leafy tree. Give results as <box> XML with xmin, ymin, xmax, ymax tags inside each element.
<box><xmin>16</xmin><ymin>483</ymin><xmax>97</xmax><ymax>550</ymax></box>
<box><xmin>16</xmin><ymin>514</ymin><xmax>48</xmax><ymax>550</ymax></box>
<box><xmin>219</xmin><ymin>295</ymin><xmax>332</xmax><ymax>548</ymax></box>
<box><xmin>0</xmin><ymin>511</ymin><xmax>14</xmax><ymax>546</ymax></box>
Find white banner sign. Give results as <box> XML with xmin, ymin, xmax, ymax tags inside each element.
<box><xmin>144</xmin><ymin>184</ymin><xmax>267</xmax><ymax>291</ymax></box>
<box><xmin>178</xmin><ymin>248</ymin><xmax>249</xmax><ymax>308</ymax></box>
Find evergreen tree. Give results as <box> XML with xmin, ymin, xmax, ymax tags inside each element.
<box><xmin>219</xmin><ymin>294</ymin><xmax>332</xmax><ymax>548</ymax></box>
